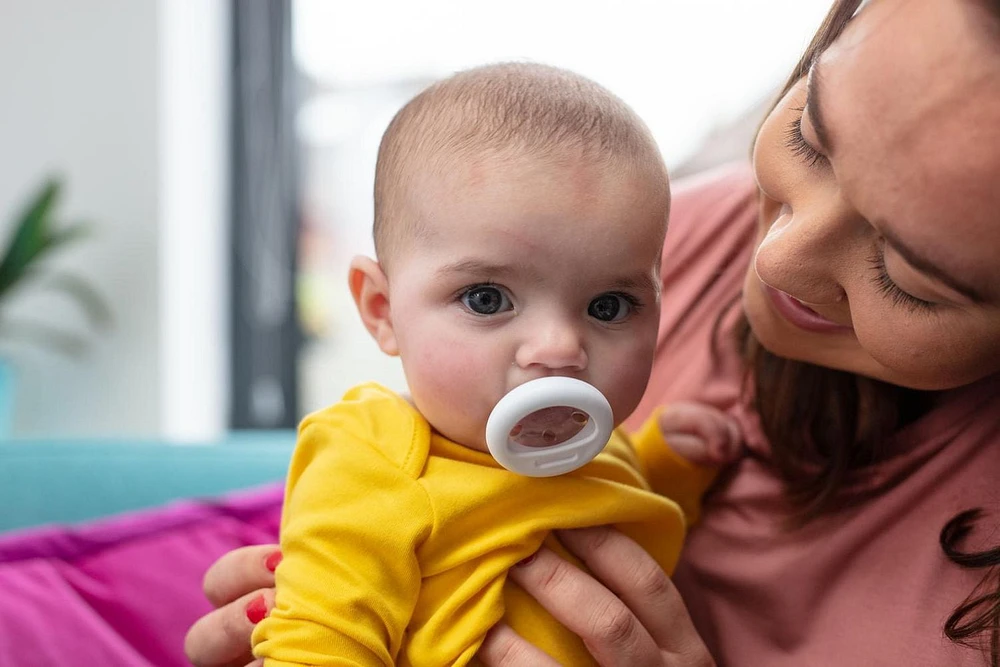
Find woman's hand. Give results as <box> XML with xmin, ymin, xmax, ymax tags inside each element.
<box><xmin>479</xmin><ymin>526</ymin><xmax>715</xmax><ymax>667</ymax></box>
<box><xmin>184</xmin><ymin>544</ymin><xmax>281</xmax><ymax>667</ymax></box>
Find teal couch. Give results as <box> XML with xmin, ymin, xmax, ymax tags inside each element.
<box><xmin>0</xmin><ymin>433</ymin><xmax>295</xmax><ymax>533</ymax></box>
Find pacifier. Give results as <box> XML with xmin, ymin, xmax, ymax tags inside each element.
<box><xmin>485</xmin><ymin>377</ymin><xmax>614</xmax><ymax>477</ymax></box>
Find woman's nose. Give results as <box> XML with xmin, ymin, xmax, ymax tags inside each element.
<box><xmin>514</xmin><ymin>319</ymin><xmax>588</xmax><ymax>372</ymax></box>
<box><xmin>753</xmin><ymin>200</ymin><xmax>850</xmax><ymax>305</ymax></box>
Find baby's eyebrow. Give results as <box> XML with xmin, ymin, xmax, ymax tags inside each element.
<box><xmin>609</xmin><ymin>273</ymin><xmax>659</xmax><ymax>295</ymax></box>
<box><xmin>436</xmin><ymin>260</ymin><xmax>660</xmax><ymax>294</ymax></box>
<box><xmin>435</xmin><ymin>259</ymin><xmax>522</xmax><ymax>279</ymax></box>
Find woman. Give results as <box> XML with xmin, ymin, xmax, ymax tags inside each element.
<box><xmin>186</xmin><ymin>0</ymin><xmax>1000</xmax><ymax>664</ymax></box>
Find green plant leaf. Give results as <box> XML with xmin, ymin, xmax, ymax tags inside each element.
<box><xmin>41</xmin><ymin>273</ymin><xmax>113</xmax><ymax>329</ymax></box>
<box><xmin>0</xmin><ymin>223</ymin><xmax>96</xmax><ymax>300</ymax></box>
<box><xmin>47</xmin><ymin>220</ymin><xmax>92</xmax><ymax>247</ymax></box>
<box><xmin>0</xmin><ymin>319</ymin><xmax>89</xmax><ymax>358</ymax></box>
<box><xmin>0</xmin><ymin>175</ymin><xmax>95</xmax><ymax>294</ymax></box>
<box><xmin>0</xmin><ymin>180</ymin><xmax>97</xmax><ymax>301</ymax></box>
<box><xmin>0</xmin><ymin>179</ymin><xmax>60</xmax><ymax>275</ymax></box>
<box><xmin>0</xmin><ymin>177</ymin><xmax>111</xmax><ymax>353</ymax></box>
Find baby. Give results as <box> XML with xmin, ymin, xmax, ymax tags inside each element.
<box><xmin>252</xmin><ymin>62</ymin><xmax>739</xmax><ymax>666</ymax></box>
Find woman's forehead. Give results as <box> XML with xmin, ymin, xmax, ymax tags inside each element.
<box><xmin>823</xmin><ymin>0</ymin><xmax>1000</xmax><ymax>138</ymax></box>
<box><xmin>814</xmin><ymin>0</ymin><xmax>1000</xmax><ymax>301</ymax></box>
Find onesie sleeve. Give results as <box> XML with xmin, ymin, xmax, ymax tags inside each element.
<box><xmin>629</xmin><ymin>409</ymin><xmax>719</xmax><ymax>528</ymax></box>
<box><xmin>252</xmin><ymin>416</ymin><xmax>434</xmax><ymax>666</ymax></box>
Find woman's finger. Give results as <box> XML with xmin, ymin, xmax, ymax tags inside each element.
<box><xmin>557</xmin><ymin>527</ymin><xmax>715</xmax><ymax>666</ymax></box>
<box><xmin>478</xmin><ymin>623</ymin><xmax>561</xmax><ymax>666</ymax></box>
<box><xmin>184</xmin><ymin>588</ymin><xmax>275</xmax><ymax>667</ymax></box>
<box><xmin>506</xmin><ymin>547</ymin><xmax>662</xmax><ymax>667</ymax></box>
<box><xmin>203</xmin><ymin>544</ymin><xmax>281</xmax><ymax>607</ymax></box>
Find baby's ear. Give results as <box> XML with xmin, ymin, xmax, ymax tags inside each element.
<box><xmin>348</xmin><ymin>256</ymin><xmax>399</xmax><ymax>356</ymax></box>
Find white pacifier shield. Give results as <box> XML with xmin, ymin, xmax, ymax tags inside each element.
<box><xmin>485</xmin><ymin>376</ymin><xmax>614</xmax><ymax>477</ymax></box>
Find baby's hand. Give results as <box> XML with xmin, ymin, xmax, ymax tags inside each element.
<box><xmin>657</xmin><ymin>401</ymin><xmax>742</xmax><ymax>467</ymax></box>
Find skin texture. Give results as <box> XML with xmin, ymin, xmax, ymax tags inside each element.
<box><xmin>351</xmin><ymin>147</ymin><xmax>669</xmax><ymax>452</ymax></box>
<box><xmin>185</xmin><ymin>2</ymin><xmax>1000</xmax><ymax>665</ymax></box>
<box><xmin>745</xmin><ymin>0</ymin><xmax>1000</xmax><ymax>390</ymax></box>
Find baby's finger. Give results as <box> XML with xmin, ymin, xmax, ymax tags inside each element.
<box><xmin>658</xmin><ymin>403</ymin><xmax>730</xmax><ymax>442</ymax></box>
<box><xmin>203</xmin><ymin>545</ymin><xmax>281</xmax><ymax>608</ymax></box>
<box><xmin>660</xmin><ymin>433</ymin><xmax>714</xmax><ymax>465</ymax></box>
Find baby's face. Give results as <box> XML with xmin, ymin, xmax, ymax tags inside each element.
<box><xmin>384</xmin><ymin>149</ymin><xmax>669</xmax><ymax>452</ymax></box>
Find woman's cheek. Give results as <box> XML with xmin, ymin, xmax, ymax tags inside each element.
<box><xmin>851</xmin><ymin>305</ymin><xmax>996</xmax><ymax>389</ymax></box>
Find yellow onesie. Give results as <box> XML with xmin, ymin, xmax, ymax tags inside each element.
<box><xmin>252</xmin><ymin>383</ymin><xmax>715</xmax><ymax>666</ymax></box>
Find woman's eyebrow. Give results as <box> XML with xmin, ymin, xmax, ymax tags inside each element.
<box><xmin>806</xmin><ymin>63</ymin><xmax>835</xmax><ymax>155</ymax></box>
<box><xmin>880</xmin><ymin>224</ymin><xmax>988</xmax><ymax>304</ymax></box>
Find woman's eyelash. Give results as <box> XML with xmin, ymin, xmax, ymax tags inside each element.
<box><xmin>785</xmin><ymin>107</ymin><xmax>828</xmax><ymax>168</ymax></box>
<box><xmin>867</xmin><ymin>248</ymin><xmax>936</xmax><ymax>313</ymax></box>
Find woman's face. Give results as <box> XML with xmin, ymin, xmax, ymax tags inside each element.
<box><xmin>746</xmin><ymin>0</ymin><xmax>1000</xmax><ymax>390</ymax></box>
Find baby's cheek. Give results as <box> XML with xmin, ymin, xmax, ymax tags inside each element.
<box><xmin>611</xmin><ymin>364</ymin><xmax>654</xmax><ymax>423</ymax></box>
<box><xmin>599</xmin><ymin>340</ymin><xmax>657</xmax><ymax>425</ymax></box>
<box><xmin>400</xmin><ymin>328</ymin><xmax>502</xmax><ymax>444</ymax></box>
<box><xmin>411</xmin><ymin>342</ymin><xmax>484</xmax><ymax>399</ymax></box>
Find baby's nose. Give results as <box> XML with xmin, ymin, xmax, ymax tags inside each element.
<box><xmin>514</xmin><ymin>320</ymin><xmax>588</xmax><ymax>372</ymax></box>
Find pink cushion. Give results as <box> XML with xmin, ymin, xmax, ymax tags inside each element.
<box><xmin>0</xmin><ymin>484</ymin><xmax>283</xmax><ymax>666</ymax></box>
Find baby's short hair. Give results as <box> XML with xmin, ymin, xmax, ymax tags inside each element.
<box><xmin>373</xmin><ymin>62</ymin><xmax>667</xmax><ymax>265</ymax></box>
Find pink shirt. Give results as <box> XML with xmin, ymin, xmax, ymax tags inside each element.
<box><xmin>626</xmin><ymin>164</ymin><xmax>1000</xmax><ymax>666</ymax></box>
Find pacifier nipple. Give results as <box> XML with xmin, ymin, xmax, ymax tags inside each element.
<box><xmin>485</xmin><ymin>377</ymin><xmax>614</xmax><ymax>477</ymax></box>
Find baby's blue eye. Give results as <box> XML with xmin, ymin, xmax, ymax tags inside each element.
<box><xmin>461</xmin><ymin>285</ymin><xmax>511</xmax><ymax>315</ymax></box>
<box><xmin>588</xmin><ymin>294</ymin><xmax>632</xmax><ymax>322</ymax></box>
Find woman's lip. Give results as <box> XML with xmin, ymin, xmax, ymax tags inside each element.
<box><xmin>764</xmin><ymin>285</ymin><xmax>853</xmax><ymax>334</ymax></box>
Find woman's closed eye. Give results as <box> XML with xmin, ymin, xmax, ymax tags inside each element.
<box><xmin>785</xmin><ymin>107</ymin><xmax>828</xmax><ymax>169</ymax></box>
<box><xmin>459</xmin><ymin>283</ymin><xmax>513</xmax><ymax>316</ymax></box>
<box><xmin>868</xmin><ymin>245</ymin><xmax>937</xmax><ymax>314</ymax></box>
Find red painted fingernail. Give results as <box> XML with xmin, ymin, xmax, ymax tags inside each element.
<box><xmin>516</xmin><ymin>553</ymin><xmax>537</xmax><ymax>567</ymax></box>
<box><xmin>265</xmin><ymin>551</ymin><xmax>283</xmax><ymax>572</ymax></box>
<box><xmin>246</xmin><ymin>596</ymin><xmax>268</xmax><ymax>624</ymax></box>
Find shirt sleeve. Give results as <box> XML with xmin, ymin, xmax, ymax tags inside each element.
<box><xmin>629</xmin><ymin>409</ymin><xmax>719</xmax><ymax>528</ymax></box>
<box><xmin>252</xmin><ymin>418</ymin><xmax>434</xmax><ymax>666</ymax></box>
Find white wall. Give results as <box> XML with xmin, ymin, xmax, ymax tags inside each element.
<box><xmin>0</xmin><ymin>0</ymin><xmax>229</xmax><ymax>439</ymax></box>
<box><xmin>159</xmin><ymin>0</ymin><xmax>230</xmax><ymax>441</ymax></box>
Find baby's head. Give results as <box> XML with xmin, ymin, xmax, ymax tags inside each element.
<box><xmin>351</xmin><ymin>62</ymin><xmax>670</xmax><ymax>451</ymax></box>
<box><xmin>371</xmin><ymin>62</ymin><xmax>668</xmax><ymax>269</ymax></box>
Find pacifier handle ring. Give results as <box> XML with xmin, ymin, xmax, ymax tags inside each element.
<box><xmin>485</xmin><ymin>377</ymin><xmax>614</xmax><ymax>477</ymax></box>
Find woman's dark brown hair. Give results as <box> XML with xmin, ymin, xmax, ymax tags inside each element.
<box><xmin>741</xmin><ymin>0</ymin><xmax>1000</xmax><ymax>664</ymax></box>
